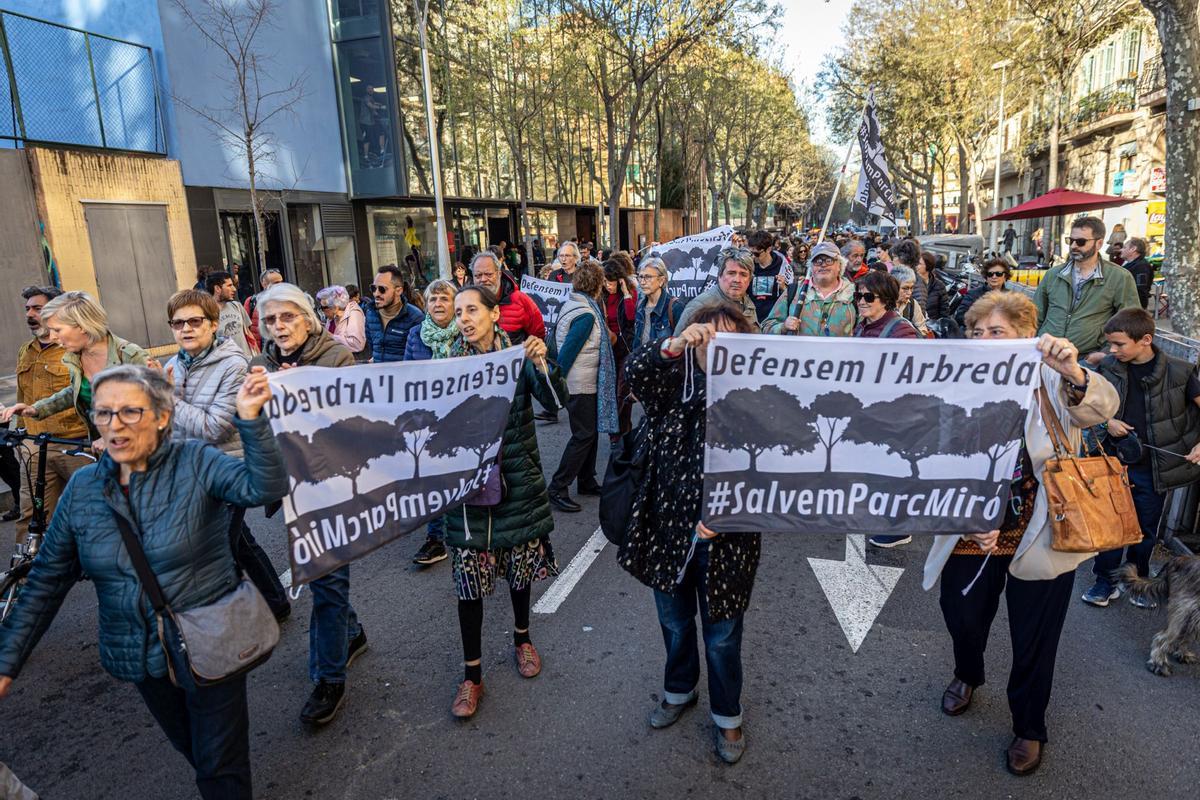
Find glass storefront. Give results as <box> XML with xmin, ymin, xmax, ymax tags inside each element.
<box><xmin>287</xmin><ymin>205</ymin><xmax>359</xmax><ymax>296</ymax></box>
<box><xmin>366</xmin><ymin>205</ymin><xmax>439</xmax><ymax>286</ymax></box>
<box><xmin>220</xmin><ymin>211</ymin><xmax>284</xmax><ymax>301</ymax></box>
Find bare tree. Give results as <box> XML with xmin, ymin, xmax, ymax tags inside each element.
<box><xmin>1140</xmin><ymin>0</ymin><xmax>1200</xmax><ymax>336</ymax></box>
<box><xmin>170</xmin><ymin>0</ymin><xmax>305</xmax><ymax>275</ymax></box>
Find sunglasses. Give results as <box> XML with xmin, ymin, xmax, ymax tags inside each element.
<box><xmin>986</xmin><ymin>270</ymin><xmax>1008</xmax><ymax>278</ymax></box>
<box><xmin>1065</xmin><ymin>236</ymin><xmax>1097</xmax><ymax>247</ymax></box>
<box><xmin>854</xmin><ymin>291</ymin><xmax>878</xmax><ymax>304</ymax></box>
<box><xmin>168</xmin><ymin>316</ymin><xmax>210</xmax><ymax>331</ymax></box>
<box><xmin>369</xmin><ymin>284</ymin><xmax>391</xmax><ymax>294</ymax></box>
<box><xmin>262</xmin><ymin>311</ymin><xmax>300</xmax><ymax>326</ymax></box>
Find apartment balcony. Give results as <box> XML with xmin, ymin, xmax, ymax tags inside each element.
<box><xmin>0</xmin><ymin>11</ymin><xmax>165</xmax><ymax>154</ymax></box>
<box><xmin>1137</xmin><ymin>55</ymin><xmax>1166</xmax><ymax>108</ymax></box>
<box><xmin>1069</xmin><ymin>78</ymin><xmax>1137</xmax><ymax>140</ymax></box>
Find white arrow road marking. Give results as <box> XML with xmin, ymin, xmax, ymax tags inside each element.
<box><xmin>808</xmin><ymin>534</ymin><xmax>903</xmax><ymax>653</ymax></box>
<box><xmin>278</xmin><ymin>568</ymin><xmax>306</xmax><ymax>599</ymax></box>
<box><xmin>533</xmin><ymin>526</ymin><xmax>607</xmax><ymax>614</ymax></box>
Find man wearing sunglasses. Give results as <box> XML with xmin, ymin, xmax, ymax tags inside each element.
<box><xmin>1033</xmin><ymin>216</ymin><xmax>1140</xmax><ymax>361</ymax></box>
<box><xmin>363</xmin><ymin>264</ymin><xmax>425</xmax><ymax>363</ymax></box>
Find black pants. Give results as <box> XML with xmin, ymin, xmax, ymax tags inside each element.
<box><xmin>550</xmin><ymin>392</ymin><xmax>599</xmax><ymax>493</ymax></box>
<box><xmin>229</xmin><ymin>506</ymin><xmax>290</xmax><ymax>616</ymax></box>
<box><xmin>136</xmin><ymin>673</ymin><xmax>252</xmax><ymax>799</ymax></box>
<box><xmin>0</xmin><ymin>444</ymin><xmax>19</xmax><ymax>509</ymax></box>
<box><xmin>939</xmin><ymin>554</ymin><xmax>1074</xmax><ymax>742</ymax></box>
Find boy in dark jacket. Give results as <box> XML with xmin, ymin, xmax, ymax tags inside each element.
<box><xmin>1083</xmin><ymin>308</ymin><xmax>1200</xmax><ymax>607</ymax></box>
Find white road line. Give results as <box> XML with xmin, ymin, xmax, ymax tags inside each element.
<box><xmin>278</xmin><ymin>569</ymin><xmax>306</xmax><ymax>599</ymax></box>
<box><xmin>533</xmin><ymin>526</ymin><xmax>607</xmax><ymax>614</ymax></box>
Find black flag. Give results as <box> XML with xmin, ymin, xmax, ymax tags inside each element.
<box><xmin>854</xmin><ymin>90</ymin><xmax>898</xmax><ymax>221</ymax></box>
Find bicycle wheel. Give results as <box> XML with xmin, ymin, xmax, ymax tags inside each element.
<box><xmin>0</xmin><ymin>560</ymin><xmax>32</xmax><ymax>625</ymax></box>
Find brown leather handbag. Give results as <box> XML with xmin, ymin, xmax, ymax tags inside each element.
<box><xmin>1037</xmin><ymin>385</ymin><xmax>1142</xmax><ymax>553</ymax></box>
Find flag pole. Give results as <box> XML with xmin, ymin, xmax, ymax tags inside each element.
<box><xmin>817</xmin><ymin>94</ymin><xmax>870</xmax><ymax>245</ymax></box>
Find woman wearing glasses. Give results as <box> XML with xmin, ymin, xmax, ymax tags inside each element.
<box><xmin>158</xmin><ymin>289</ymin><xmax>290</xmax><ymax>621</ymax></box>
<box><xmin>632</xmin><ymin>257</ymin><xmax>686</xmax><ymax>347</ymax></box>
<box><xmin>851</xmin><ymin>270</ymin><xmax>918</xmax><ymax>339</ymax></box>
<box><xmin>316</xmin><ymin>285</ymin><xmax>366</xmax><ymax>355</ymax></box>
<box><xmin>0</xmin><ymin>364</ymin><xmax>287</xmax><ymax>799</ymax></box>
<box><xmin>1</xmin><ymin>291</ymin><xmax>148</xmax><ymax>442</ymax></box>
<box><xmin>956</xmin><ymin>258</ymin><xmax>1012</xmax><ymax>328</ymax></box>
<box><xmin>250</xmin><ymin>283</ymin><xmax>367</xmax><ymax>728</ymax></box>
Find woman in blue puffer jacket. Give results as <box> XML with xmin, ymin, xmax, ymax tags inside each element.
<box><xmin>0</xmin><ymin>364</ymin><xmax>287</xmax><ymax>800</ymax></box>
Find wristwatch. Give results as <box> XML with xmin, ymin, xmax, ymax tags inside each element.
<box><xmin>660</xmin><ymin>338</ymin><xmax>683</xmax><ymax>359</ymax></box>
<box><xmin>1067</xmin><ymin>370</ymin><xmax>1090</xmax><ymax>393</ymax></box>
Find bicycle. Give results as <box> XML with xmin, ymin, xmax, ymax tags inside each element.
<box><xmin>0</xmin><ymin>429</ymin><xmax>93</xmax><ymax>624</ymax></box>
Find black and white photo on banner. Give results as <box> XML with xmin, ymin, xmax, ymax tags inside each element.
<box><xmin>264</xmin><ymin>347</ymin><xmax>524</xmax><ymax>585</ymax></box>
<box><xmin>702</xmin><ymin>334</ymin><xmax>1042</xmax><ymax>535</ymax></box>
<box><xmin>519</xmin><ymin>274</ymin><xmax>583</xmax><ymax>329</ymax></box>
<box><xmin>638</xmin><ymin>225</ymin><xmax>734</xmax><ymax>300</ymax></box>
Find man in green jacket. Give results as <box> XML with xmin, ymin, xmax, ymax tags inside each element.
<box><xmin>1034</xmin><ymin>216</ymin><xmax>1140</xmax><ymax>361</ymax></box>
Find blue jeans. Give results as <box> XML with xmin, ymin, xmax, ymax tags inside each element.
<box><xmin>1093</xmin><ymin>463</ymin><xmax>1163</xmax><ymax>584</ymax></box>
<box><xmin>427</xmin><ymin>514</ymin><xmax>445</xmax><ymax>543</ymax></box>
<box><xmin>136</xmin><ymin>673</ymin><xmax>251</xmax><ymax>800</ymax></box>
<box><xmin>308</xmin><ymin>565</ymin><xmax>362</xmax><ymax>684</ymax></box>
<box><xmin>652</xmin><ymin>542</ymin><xmax>745</xmax><ymax>729</ymax></box>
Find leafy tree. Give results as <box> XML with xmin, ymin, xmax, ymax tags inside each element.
<box><xmin>707</xmin><ymin>385</ymin><xmax>819</xmax><ymax>471</ymax></box>
<box><xmin>426</xmin><ymin>395</ymin><xmax>513</xmax><ymax>463</ymax></box>
<box><xmin>843</xmin><ymin>394</ymin><xmax>965</xmax><ymax>478</ymax></box>
<box><xmin>963</xmin><ymin>400</ymin><xmax>1025</xmax><ymax>481</ymax></box>
<box><xmin>809</xmin><ymin>391</ymin><xmax>864</xmax><ymax>472</ymax></box>
<box><xmin>395</xmin><ymin>408</ymin><xmax>440</xmax><ymax>478</ymax></box>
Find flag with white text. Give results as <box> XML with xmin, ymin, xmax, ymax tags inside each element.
<box><xmin>854</xmin><ymin>90</ymin><xmax>898</xmax><ymax>220</ymax></box>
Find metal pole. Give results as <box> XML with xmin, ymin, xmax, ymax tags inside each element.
<box><xmin>817</xmin><ymin>135</ymin><xmax>856</xmax><ymax>245</ymax></box>
<box><xmin>989</xmin><ymin>62</ymin><xmax>1008</xmax><ymax>253</ymax></box>
<box><xmin>416</xmin><ymin>0</ymin><xmax>451</xmax><ymax>279</ymax></box>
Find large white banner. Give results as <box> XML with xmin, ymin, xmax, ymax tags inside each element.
<box><xmin>520</xmin><ymin>274</ymin><xmax>581</xmax><ymax>330</ymax></box>
<box><xmin>702</xmin><ymin>335</ymin><xmax>1041</xmax><ymax>535</ymax></box>
<box><xmin>265</xmin><ymin>348</ymin><xmax>523</xmax><ymax>584</ymax></box>
<box><xmin>639</xmin><ymin>225</ymin><xmax>734</xmax><ymax>300</ymax></box>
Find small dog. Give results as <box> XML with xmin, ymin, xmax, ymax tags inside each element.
<box><xmin>1122</xmin><ymin>558</ymin><xmax>1200</xmax><ymax>676</ymax></box>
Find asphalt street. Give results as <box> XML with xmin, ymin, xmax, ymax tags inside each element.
<box><xmin>2</xmin><ymin>416</ymin><xmax>1199</xmax><ymax>800</ymax></box>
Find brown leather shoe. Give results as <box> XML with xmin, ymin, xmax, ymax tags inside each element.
<box><xmin>451</xmin><ymin>680</ymin><xmax>484</xmax><ymax>719</ymax></box>
<box><xmin>1006</xmin><ymin>737</ymin><xmax>1042</xmax><ymax>776</ymax></box>
<box><xmin>941</xmin><ymin>678</ymin><xmax>974</xmax><ymax>716</ymax></box>
<box><xmin>515</xmin><ymin>642</ymin><xmax>542</xmax><ymax>678</ymax></box>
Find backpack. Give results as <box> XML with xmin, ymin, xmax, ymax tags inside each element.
<box><xmin>880</xmin><ymin>315</ymin><xmax>918</xmax><ymax>338</ymax></box>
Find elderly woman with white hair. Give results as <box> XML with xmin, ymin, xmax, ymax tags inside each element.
<box><xmin>760</xmin><ymin>241</ymin><xmax>857</xmax><ymax>337</ymax></box>
<box><xmin>889</xmin><ymin>264</ymin><xmax>931</xmax><ymax>337</ymax></box>
<box><xmin>1</xmin><ymin>291</ymin><xmax>148</xmax><ymax>440</ymax></box>
<box><xmin>632</xmin><ymin>257</ymin><xmax>687</xmax><ymax>346</ymax></box>
<box><xmin>316</xmin><ymin>285</ymin><xmax>366</xmax><ymax>354</ymax></box>
<box><xmin>249</xmin><ymin>283</ymin><xmax>366</xmax><ymax>728</ymax></box>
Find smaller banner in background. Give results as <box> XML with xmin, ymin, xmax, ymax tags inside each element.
<box><xmin>639</xmin><ymin>225</ymin><xmax>734</xmax><ymax>300</ymax></box>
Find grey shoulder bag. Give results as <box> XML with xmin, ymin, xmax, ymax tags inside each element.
<box><xmin>112</xmin><ymin>511</ymin><xmax>279</xmax><ymax>691</ymax></box>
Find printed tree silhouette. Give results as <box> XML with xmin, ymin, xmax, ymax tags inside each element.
<box><xmin>426</xmin><ymin>395</ymin><xmax>513</xmax><ymax>465</ymax></box>
<box><xmin>809</xmin><ymin>391</ymin><xmax>864</xmax><ymax>472</ymax></box>
<box><xmin>274</xmin><ymin>429</ymin><xmax>333</xmax><ymax>518</ymax></box>
<box><xmin>708</xmin><ymin>385</ymin><xmax>819</xmax><ymax>471</ymax></box>
<box><xmin>964</xmin><ymin>400</ymin><xmax>1025</xmax><ymax>481</ymax></box>
<box><xmin>394</xmin><ymin>408</ymin><xmax>439</xmax><ymax>478</ymax></box>
<box><xmin>308</xmin><ymin>416</ymin><xmax>400</xmax><ymax>495</ymax></box>
<box><xmin>843</xmin><ymin>394</ymin><xmax>965</xmax><ymax>478</ymax></box>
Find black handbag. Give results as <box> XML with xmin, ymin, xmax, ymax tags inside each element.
<box><xmin>112</xmin><ymin>511</ymin><xmax>279</xmax><ymax>691</ymax></box>
<box><xmin>599</xmin><ymin>418</ymin><xmax>650</xmax><ymax>546</ymax></box>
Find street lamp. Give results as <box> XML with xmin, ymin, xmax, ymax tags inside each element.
<box><xmin>989</xmin><ymin>59</ymin><xmax>1012</xmax><ymax>252</ymax></box>
<box><xmin>413</xmin><ymin>0</ymin><xmax>451</xmax><ymax>279</ymax></box>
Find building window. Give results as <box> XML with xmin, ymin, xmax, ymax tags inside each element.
<box><xmin>366</xmin><ymin>205</ymin><xmax>438</xmax><ymax>286</ymax></box>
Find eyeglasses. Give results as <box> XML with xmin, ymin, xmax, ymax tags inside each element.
<box><xmin>168</xmin><ymin>316</ymin><xmax>209</xmax><ymax>331</ymax></box>
<box><xmin>1065</xmin><ymin>236</ymin><xmax>1097</xmax><ymax>247</ymax></box>
<box><xmin>262</xmin><ymin>311</ymin><xmax>300</xmax><ymax>326</ymax></box>
<box><xmin>319</xmin><ymin>304</ymin><xmax>332</xmax><ymax>311</ymax></box>
<box><xmin>90</xmin><ymin>406</ymin><xmax>147</xmax><ymax>427</ymax></box>
<box><xmin>749</xmin><ymin>249</ymin><xmax>764</xmax><ymax>256</ymax></box>
<box><xmin>811</xmin><ymin>255</ymin><xmax>835</xmax><ymax>265</ymax></box>
<box><xmin>986</xmin><ymin>270</ymin><xmax>1008</xmax><ymax>278</ymax></box>
<box><xmin>636</xmin><ymin>272</ymin><xmax>661</xmax><ymax>282</ymax></box>
<box><xmin>854</xmin><ymin>291</ymin><xmax>878</xmax><ymax>304</ymax></box>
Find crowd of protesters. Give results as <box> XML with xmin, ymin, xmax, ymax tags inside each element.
<box><xmin>0</xmin><ymin>213</ymin><xmax>1193</xmax><ymax>796</ymax></box>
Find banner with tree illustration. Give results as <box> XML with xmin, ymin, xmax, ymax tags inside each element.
<box><xmin>639</xmin><ymin>225</ymin><xmax>733</xmax><ymax>300</ymax></box>
<box><xmin>701</xmin><ymin>334</ymin><xmax>1041</xmax><ymax>535</ymax></box>
<box><xmin>265</xmin><ymin>348</ymin><xmax>523</xmax><ymax>584</ymax></box>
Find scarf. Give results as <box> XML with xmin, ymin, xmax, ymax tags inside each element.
<box><xmin>420</xmin><ymin>314</ymin><xmax>458</xmax><ymax>359</ymax></box>
<box><xmin>581</xmin><ymin>295</ymin><xmax>620</xmax><ymax>435</ymax></box>
<box><xmin>176</xmin><ymin>340</ymin><xmax>216</xmax><ymax>370</ymax></box>
<box><xmin>444</xmin><ymin>324</ymin><xmax>513</xmax><ymax>359</ymax></box>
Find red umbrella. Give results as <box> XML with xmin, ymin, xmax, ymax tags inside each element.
<box><xmin>983</xmin><ymin>187</ymin><xmax>1140</xmax><ymax>221</ymax></box>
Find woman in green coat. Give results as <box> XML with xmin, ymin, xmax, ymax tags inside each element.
<box><xmin>435</xmin><ymin>286</ymin><xmax>565</xmax><ymax>719</ymax></box>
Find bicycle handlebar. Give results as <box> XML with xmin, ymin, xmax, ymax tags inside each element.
<box><xmin>0</xmin><ymin>429</ymin><xmax>91</xmax><ymax>449</ymax></box>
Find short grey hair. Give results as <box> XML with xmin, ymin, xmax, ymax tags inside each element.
<box><xmin>638</xmin><ymin>256</ymin><xmax>669</xmax><ymax>280</ymax></box>
<box><xmin>260</xmin><ymin>268</ymin><xmax>283</xmax><ymax>287</ymax></box>
<box><xmin>557</xmin><ymin>242</ymin><xmax>581</xmax><ymax>260</ymax></box>
<box><xmin>92</xmin><ymin>364</ymin><xmax>175</xmax><ymax>417</ymax></box>
<box><xmin>841</xmin><ymin>241</ymin><xmax>865</xmax><ymax>257</ymax></box>
<box><xmin>316</xmin><ymin>285</ymin><xmax>350</xmax><ymax>310</ymax></box>
<box><xmin>889</xmin><ymin>264</ymin><xmax>917</xmax><ymax>285</ymax></box>
<box><xmin>424</xmin><ymin>279</ymin><xmax>458</xmax><ymax>304</ymax></box>
<box><xmin>256</xmin><ymin>282</ymin><xmax>321</xmax><ymax>342</ymax></box>
<box><xmin>719</xmin><ymin>247</ymin><xmax>754</xmax><ymax>276</ymax></box>
<box><xmin>470</xmin><ymin>251</ymin><xmax>502</xmax><ymax>273</ymax></box>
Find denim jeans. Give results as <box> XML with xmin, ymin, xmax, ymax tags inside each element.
<box><xmin>136</xmin><ymin>673</ymin><xmax>252</xmax><ymax>800</ymax></box>
<box><xmin>652</xmin><ymin>541</ymin><xmax>745</xmax><ymax>729</ymax></box>
<box><xmin>427</xmin><ymin>514</ymin><xmax>445</xmax><ymax>543</ymax></box>
<box><xmin>308</xmin><ymin>565</ymin><xmax>362</xmax><ymax>684</ymax></box>
<box><xmin>1093</xmin><ymin>463</ymin><xmax>1163</xmax><ymax>584</ymax></box>
<box><xmin>229</xmin><ymin>506</ymin><xmax>290</xmax><ymax>616</ymax></box>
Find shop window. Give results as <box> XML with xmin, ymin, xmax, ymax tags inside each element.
<box><xmin>367</xmin><ymin>206</ymin><xmax>438</xmax><ymax>287</ymax></box>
